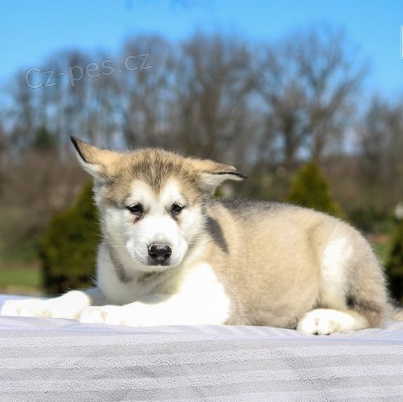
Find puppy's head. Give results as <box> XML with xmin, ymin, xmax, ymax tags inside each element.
<box><xmin>71</xmin><ymin>137</ymin><xmax>246</xmax><ymax>271</ymax></box>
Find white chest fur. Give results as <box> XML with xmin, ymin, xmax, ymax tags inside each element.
<box><xmin>96</xmin><ymin>245</ymin><xmax>231</xmax><ymax>325</ymax></box>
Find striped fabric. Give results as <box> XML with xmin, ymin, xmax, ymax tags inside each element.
<box><xmin>1</xmin><ymin>297</ymin><xmax>403</xmax><ymax>401</ymax></box>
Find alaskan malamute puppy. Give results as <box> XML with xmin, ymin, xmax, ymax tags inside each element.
<box><xmin>2</xmin><ymin>137</ymin><xmax>401</xmax><ymax>334</ymax></box>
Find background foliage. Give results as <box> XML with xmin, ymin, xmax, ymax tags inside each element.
<box><xmin>285</xmin><ymin>160</ymin><xmax>345</xmax><ymax>219</ymax></box>
<box><xmin>39</xmin><ymin>181</ymin><xmax>99</xmax><ymax>295</ymax></box>
<box><xmin>386</xmin><ymin>222</ymin><xmax>403</xmax><ymax>304</ymax></box>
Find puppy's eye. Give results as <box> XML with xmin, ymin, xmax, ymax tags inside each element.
<box><xmin>171</xmin><ymin>203</ymin><xmax>184</xmax><ymax>216</ymax></box>
<box><xmin>126</xmin><ymin>203</ymin><xmax>143</xmax><ymax>215</ymax></box>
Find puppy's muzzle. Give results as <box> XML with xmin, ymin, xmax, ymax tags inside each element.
<box><xmin>148</xmin><ymin>244</ymin><xmax>172</xmax><ymax>264</ymax></box>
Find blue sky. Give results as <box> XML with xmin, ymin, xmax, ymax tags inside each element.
<box><xmin>1</xmin><ymin>0</ymin><xmax>402</xmax><ymax>98</ymax></box>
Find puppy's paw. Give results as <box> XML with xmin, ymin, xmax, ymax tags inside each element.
<box><xmin>1</xmin><ymin>299</ymin><xmax>53</xmax><ymax>318</ymax></box>
<box><xmin>1</xmin><ymin>292</ymin><xmax>90</xmax><ymax>320</ymax></box>
<box><xmin>79</xmin><ymin>306</ymin><xmax>129</xmax><ymax>326</ymax></box>
<box><xmin>297</xmin><ymin>309</ymin><xmax>337</xmax><ymax>335</ymax></box>
<box><xmin>297</xmin><ymin>308</ymin><xmax>369</xmax><ymax>335</ymax></box>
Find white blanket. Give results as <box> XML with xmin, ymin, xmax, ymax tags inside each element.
<box><xmin>1</xmin><ymin>295</ymin><xmax>403</xmax><ymax>401</ymax></box>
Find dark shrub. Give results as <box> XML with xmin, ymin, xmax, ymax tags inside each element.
<box><xmin>386</xmin><ymin>221</ymin><xmax>403</xmax><ymax>304</ymax></box>
<box><xmin>285</xmin><ymin>160</ymin><xmax>345</xmax><ymax>219</ymax></box>
<box><xmin>39</xmin><ymin>181</ymin><xmax>99</xmax><ymax>295</ymax></box>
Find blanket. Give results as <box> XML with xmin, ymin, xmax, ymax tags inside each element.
<box><xmin>1</xmin><ymin>295</ymin><xmax>402</xmax><ymax>401</ymax></box>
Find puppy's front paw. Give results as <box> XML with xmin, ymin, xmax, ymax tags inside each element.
<box><xmin>1</xmin><ymin>293</ymin><xmax>89</xmax><ymax>320</ymax></box>
<box><xmin>79</xmin><ymin>306</ymin><xmax>128</xmax><ymax>325</ymax></box>
<box><xmin>1</xmin><ymin>299</ymin><xmax>51</xmax><ymax>318</ymax></box>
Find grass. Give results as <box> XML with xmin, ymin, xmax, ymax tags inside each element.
<box><xmin>0</xmin><ymin>266</ymin><xmax>42</xmax><ymax>295</ymax></box>
<box><xmin>0</xmin><ymin>243</ymin><xmax>43</xmax><ymax>295</ymax></box>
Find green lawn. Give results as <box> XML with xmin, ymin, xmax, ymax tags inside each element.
<box><xmin>0</xmin><ymin>242</ymin><xmax>43</xmax><ymax>295</ymax></box>
<box><xmin>0</xmin><ymin>265</ymin><xmax>42</xmax><ymax>295</ymax></box>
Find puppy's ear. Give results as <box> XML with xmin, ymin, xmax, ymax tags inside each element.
<box><xmin>192</xmin><ymin>159</ymin><xmax>247</xmax><ymax>194</ymax></box>
<box><xmin>70</xmin><ymin>136</ymin><xmax>119</xmax><ymax>179</ymax></box>
<box><xmin>201</xmin><ymin>170</ymin><xmax>247</xmax><ymax>195</ymax></box>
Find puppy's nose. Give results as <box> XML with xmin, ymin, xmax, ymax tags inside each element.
<box><xmin>148</xmin><ymin>244</ymin><xmax>172</xmax><ymax>263</ymax></box>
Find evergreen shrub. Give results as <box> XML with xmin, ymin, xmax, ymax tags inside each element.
<box><xmin>39</xmin><ymin>181</ymin><xmax>99</xmax><ymax>295</ymax></box>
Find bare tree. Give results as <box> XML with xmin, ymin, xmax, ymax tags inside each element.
<box><xmin>6</xmin><ymin>70</ymin><xmax>38</xmax><ymax>155</ymax></box>
<box><xmin>172</xmin><ymin>32</ymin><xmax>257</xmax><ymax>165</ymax></box>
<box><xmin>84</xmin><ymin>50</ymin><xmax>121</xmax><ymax>147</ymax></box>
<box><xmin>296</xmin><ymin>26</ymin><xmax>364</xmax><ymax>160</ymax></box>
<box><xmin>119</xmin><ymin>35</ymin><xmax>174</xmax><ymax>148</ymax></box>
<box><xmin>358</xmin><ymin>95</ymin><xmax>403</xmax><ymax>207</ymax></box>
<box><xmin>258</xmin><ymin>25</ymin><xmax>364</xmax><ymax>168</ymax></box>
<box><xmin>0</xmin><ymin>119</ymin><xmax>8</xmax><ymax>199</ymax></box>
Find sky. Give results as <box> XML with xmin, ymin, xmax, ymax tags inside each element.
<box><xmin>0</xmin><ymin>0</ymin><xmax>402</xmax><ymax>98</ymax></box>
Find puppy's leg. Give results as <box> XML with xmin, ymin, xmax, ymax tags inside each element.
<box><xmin>1</xmin><ymin>287</ymin><xmax>105</xmax><ymax>320</ymax></box>
<box><xmin>298</xmin><ymin>234</ymin><xmax>387</xmax><ymax>335</ymax></box>
<box><xmin>79</xmin><ymin>292</ymin><xmax>229</xmax><ymax>327</ymax></box>
<box><xmin>297</xmin><ymin>293</ymin><xmax>385</xmax><ymax>335</ymax></box>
